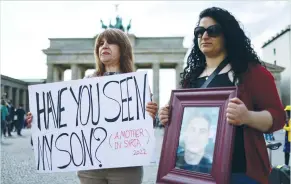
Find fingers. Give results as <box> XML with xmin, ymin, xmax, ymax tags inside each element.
<box><xmin>160</xmin><ymin>114</ymin><xmax>169</xmax><ymax>125</ymax></box>
<box><xmin>146</xmin><ymin>104</ymin><xmax>158</xmax><ymax>111</ymax></box>
<box><xmin>146</xmin><ymin>102</ymin><xmax>158</xmax><ymax>116</ymax></box>
<box><xmin>158</xmin><ymin>105</ymin><xmax>170</xmax><ymax>125</ymax></box>
<box><xmin>227</xmin><ymin>112</ymin><xmax>241</xmax><ymax>126</ymax></box>
<box><xmin>227</xmin><ymin>101</ymin><xmax>238</xmax><ymax>120</ymax></box>
<box><xmin>226</xmin><ymin>108</ymin><xmax>236</xmax><ymax>114</ymax></box>
<box><xmin>146</xmin><ymin>102</ymin><xmax>158</xmax><ymax>110</ymax></box>
<box><xmin>230</xmin><ymin>97</ymin><xmax>243</xmax><ymax>105</ymax></box>
<box><xmin>227</xmin><ymin>117</ymin><xmax>237</xmax><ymax>125</ymax></box>
<box><xmin>227</xmin><ymin>119</ymin><xmax>240</xmax><ymax>125</ymax></box>
<box><xmin>160</xmin><ymin>118</ymin><xmax>169</xmax><ymax>125</ymax></box>
<box><xmin>159</xmin><ymin>108</ymin><xmax>169</xmax><ymax>117</ymax></box>
<box><xmin>147</xmin><ymin>101</ymin><xmax>157</xmax><ymax>106</ymax></box>
<box><xmin>146</xmin><ymin>107</ymin><xmax>157</xmax><ymax>114</ymax></box>
<box><xmin>226</xmin><ymin>112</ymin><xmax>236</xmax><ymax>120</ymax></box>
<box><xmin>227</xmin><ymin>102</ymin><xmax>237</xmax><ymax>109</ymax></box>
<box><xmin>226</xmin><ymin>106</ymin><xmax>238</xmax><ymax>124</ymax></box>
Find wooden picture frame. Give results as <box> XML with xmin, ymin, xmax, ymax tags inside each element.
<box><xmin>156</xmin><ymin>87</ymin><xmax>238</xmax><ymax>184</ymax></box>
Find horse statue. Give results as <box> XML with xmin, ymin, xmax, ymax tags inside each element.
<box><xmin>100</xmin><ymin>16</ymin><xmax>131</xmax><ymax>33</ymax></box>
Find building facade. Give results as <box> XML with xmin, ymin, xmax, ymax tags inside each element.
<box><xmin>1</xmin><ymin>75</ymin><xmax>46</xmax><ymax>112</ymax></box>
<box><xmin>261</xmin><ymin>25</ymin><xmax>291</xmax><ymax>106</ymax></box>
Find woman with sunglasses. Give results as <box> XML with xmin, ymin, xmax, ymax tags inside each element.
<box><xmin>159</xmin><ymin>7</ymin><xmax>285</xmax><ymax>184</ymax></box>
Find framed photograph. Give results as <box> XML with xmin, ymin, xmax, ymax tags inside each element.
<box><xmin>156</xmin><ymin>87</ymin><xmax>238</xmax><ymax>184</ymax></box>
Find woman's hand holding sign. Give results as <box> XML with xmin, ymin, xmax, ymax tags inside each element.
<box><xmin>146</xmin><ymin>101</ymin><xmax>158</xmax><ymax>119</ymax></box>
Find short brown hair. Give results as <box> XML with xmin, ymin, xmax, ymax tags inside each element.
<box><xmin>94</xmin><ymin>28</ymin><xmax>135</xmax><ymax>76</ymax></box>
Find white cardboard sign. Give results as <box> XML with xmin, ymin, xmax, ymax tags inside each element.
<box><xmin>28</xmin><ymin>71</ymin><xmax>156</xmax><ymax>173</ymax></box>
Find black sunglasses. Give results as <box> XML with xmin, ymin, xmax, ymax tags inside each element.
<box><xmin>194</xmin><ymin>25</ymin><xmax>222</xmax><ymax>38</ymax></box>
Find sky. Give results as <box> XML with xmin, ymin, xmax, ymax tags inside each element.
<box><xmin>1</xmin><ymin>1</ymin><xmax>290</xmax><ymax>106</ymax></box>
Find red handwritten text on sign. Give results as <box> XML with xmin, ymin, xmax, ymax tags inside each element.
<box><xmin>109</xmin><ymin>128</ymin><xmax>149</xmax><ymax>155</ymax></box>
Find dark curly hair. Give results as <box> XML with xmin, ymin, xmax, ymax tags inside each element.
<box><xmin>180</xmin><ymin>7</ymin><xmax>263</xmax><ymax>87</ymax></box>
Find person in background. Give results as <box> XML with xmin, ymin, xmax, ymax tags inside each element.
<box><xmin>25</xmin><ymin>112</ymin><xmax>32</xmax><ymax>129</ymax></box>
<box><xmin>25</xmin><ymin>112</ymin><xmax>33</xmax><ymax>148</ymax></box>
<box><xmin>26</xmin><ymin>28</ymin><xmax>158</xmax><ymax>184</ymax></box>
<box><xmin>159</xmin><ymin>7</ymin><xmax>286</xmax><ymax>184</ymax></box>
<box><xmin>283</xmin><ymin>105</ymin><xmax>290</xmax><ymax>166</ymax></box>
<box><xmin>1</xmin><ymin>99</ymin><xmax>9</xmax><ymax>137</ymax></box>
<box><xmin>15</xmin><ymin>104</ymin><xmax>26</xmax><ymax>136</ymax></box>
<box><xmin>5</xmin><ymin>100</ymin><xmax>14</xmax><ymax>136</ymax></box>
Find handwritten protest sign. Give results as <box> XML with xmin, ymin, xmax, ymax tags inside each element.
<box><xmin>28</xmin><ymin>71</ymin><xmax>156</xmax><ymax>173</ymax></box>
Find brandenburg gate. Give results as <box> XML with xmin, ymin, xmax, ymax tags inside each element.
<box><xmin>42</xmin><ymin>34</ymin><xmax>187</xmax><ymax>107</ymax></box>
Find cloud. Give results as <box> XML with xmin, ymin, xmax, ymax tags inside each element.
<box><xmin>0</xmin><ymin>1</ymin><xmax>290</xmax><ymax>79</ymax></box>
<box><xmin>182</xmin><ymin>2</ymin><xmax>290</xmax><ymax>54</ymax></box>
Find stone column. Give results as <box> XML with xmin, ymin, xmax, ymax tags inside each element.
<box><xmin>176</xmin><ymin>62</ymin><xmax>184</xmax><ymax>89</ymax></box>
<box><xmin>47</xmin><ymin>64</ymin><xmax>54</xmax><ymax>83</ymax></box>
<box><xmin>71</xmin><ymin>65</ymin><xmax>86</xmax><ymax>79</ymax></box>
<box><xmin>8</xmin><ymin>86</ymin><xmax>13</xmax><ymax>101</ymax></box>
<box><xmin>80</xmin><ymin>66</ymin><xmax>86</xmax><ymax>79</ymax></box>
<box><xmin>22</xmin><ymin>90</ymin><xmax>27</xmax><ymax>110</ymax></box>
<box><xmin>1</xmin><ymin>85</ymin><xmax>4</xmax><ymax>98</ymax></box>
<box><xmin>2</xmin><ymin>86</ymin><xmax>8</xmax><ymax>100</ymax></box>
<box><xmin>58</xmin><ymin>67</ymin><xmax>65</xmax><ymax>81</ymax></box>
<box><xmin>71</xmin><ymin>64</ymin><xmax>82</xmax><ymax>80</ymax></box>
<box><xmin>53</xmin><ymin>65</ymin><xmax>65</xmax><ymax>82</ymax></box>
<box><xmin>153</xmin><ymin>62</ymin><xmax>160</xmax><ymax>107</ymax></box>
<box><xmin>60</xmin><ymin>68</ymin><xmax>65</xmax><ymax>81</ymax></box>
<box><xmin>15</xmin><ymin>88</ymin><xmax>20</xmax><ymax>107</ymax></box>
<box><xmin>53</xmin><ymin>66</ymin><xmax>60</xmax><ymax>82</ymax></box>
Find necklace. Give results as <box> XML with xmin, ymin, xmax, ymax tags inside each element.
<box><xmin>104</xmin><ymin>72</ymin><xmax>121</xmax><ymax>76</ymax></box>
<box><xmin>205</xmin><ymin>67</ymin><xmax>209</xmax><ymax>80</ymax></box>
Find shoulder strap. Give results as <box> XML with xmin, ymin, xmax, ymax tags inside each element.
<box><xmin>200</xmin><ymin>58</ymin><xmax>229</xmax><ymax>88</ymax></box>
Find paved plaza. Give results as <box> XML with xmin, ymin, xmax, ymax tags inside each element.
<box><xmin>0</xmin><ymin>128</ymin><xmax>165</xmax><ymax>184</ymax></box>
<box><xmin>1</xmin><ymin>128</ymin><xmax>286</xmax><ymax>184</ymax></box>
